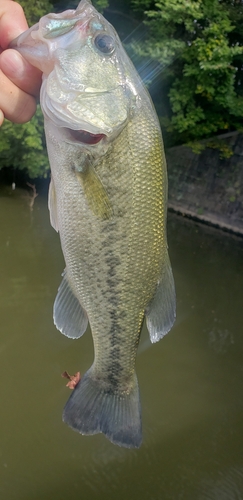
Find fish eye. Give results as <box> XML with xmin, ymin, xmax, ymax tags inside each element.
<box><xmin>94</xmin><ymin>34</ymin><xmax>115</xmax><ymax>55</ymax></box>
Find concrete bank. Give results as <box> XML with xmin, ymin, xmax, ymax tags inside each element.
<box><xmin>166</xmin><ymin>131</ymin><xmax>243</xmax><ymax>236</ymax></box>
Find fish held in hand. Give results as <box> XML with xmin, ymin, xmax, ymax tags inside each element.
<box><xmin>11</xmin><ymin>0</ymin><xmax>176</xmax><ymax>448</ymax></box>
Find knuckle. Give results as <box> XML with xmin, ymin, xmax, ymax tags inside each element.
<box><xmin>14</xmin><ymin>97</ymin><xmax>37</xmax><ymax>123</ymax></box>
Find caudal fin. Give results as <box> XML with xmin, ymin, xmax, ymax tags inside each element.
<box><xmin>62</xmin><ymin>369</ymin><xmax>142</xmax><ymax>448</ymax></box>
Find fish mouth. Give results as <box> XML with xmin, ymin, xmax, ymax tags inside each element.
<box><xmin>67</xmin><ymin>128</ymin><xmax>106</xmax><ymax>145</ymax></box>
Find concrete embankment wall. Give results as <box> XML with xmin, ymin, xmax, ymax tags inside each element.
<box><xmin>166</xmin><ymin>131</ymin><xmax>243</xmax><ymax>236</ymax></box>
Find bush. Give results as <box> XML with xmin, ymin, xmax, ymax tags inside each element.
<box><xmin>0</xmin><ymin>106</ymin><xmax>49</xmax><ymax>178</ymax></box>
<box><xmin>130</xmin><ymin>0</ymin><xmax>243</xmax><ymax>144</ymax></box>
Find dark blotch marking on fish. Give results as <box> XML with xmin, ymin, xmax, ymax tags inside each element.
<box><xmin>105</xmin><ymin>254</ymin><xmax>120</xmax><ymax>265</ymax></box>
<box><xmin>105</xmin><ymin>252</ymin><xmax>121</xmax><ymax>305</ymax></box>
<box><xmin>105</xmin><ymin>314</ymin><xmax>124</xmax><ymax>390</ymax></box>
<box><xmin>102</xmin><ymin>237</ymin><xmax>126</xmax><ymax>390</ymax></box>
<box><xmin>107</xmin><ymin>267</ymin><xmax>116</xmax><ymax>277</ymax></box>
<box><xmin>106</xmin><ymin>345</ymin><xmax>123</xmax><ymax>391</ymax></box>
<box><xmin>108</xmin><ymin>294</ymin><xmax>119</xmax><ymax>307</ymax></box>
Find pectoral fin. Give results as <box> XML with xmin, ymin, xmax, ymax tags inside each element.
<box><xmin>76</xmin><ymin>166</ymin><xmax>112</xmax><ymax>219</ymax></box>
<box><xmin>146</xmin><ymin>253</ymin><xmax>176</xmax><ymax>343</ymax></box>
<box><xmin>48</xmin><ymin>177</ymin><xmax>59</xmax><ymax>232</ymax></box>
<box><xmin>54</xmin><ymin>271</ymin><xmax>88</xmax><ymax>339</ymax></box>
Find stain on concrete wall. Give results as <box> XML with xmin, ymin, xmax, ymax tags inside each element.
<box><xmin>166</xmin><ymin>131</ymin><xmax>243</xmax><ymax>235</ymax></box>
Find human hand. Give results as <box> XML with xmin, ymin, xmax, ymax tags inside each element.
<box><xmin>0</xmin><ymin>0</ymin><xmax>42</xmax><ymax>126</ymax></box>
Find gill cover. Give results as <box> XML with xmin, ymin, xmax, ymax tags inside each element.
<box><xmin>10</xmin><ymin>0</ymin><xmax>139</xmax><ymax>137</ymax></box>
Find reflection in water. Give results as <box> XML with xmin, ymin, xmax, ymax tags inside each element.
<box><xmin>208</xmin><ymin>326</ymin><xmax>234</xmax><ymax>354</ymax></box>
<box><xmin>0</xmin><ymin>185</ymin><xmax>243</xmax><ymax>500</ymax></box>
<box><xmin>199</xmin><ymin>465</ymin><xmax>243</xmax><ymax>499</ymax></box>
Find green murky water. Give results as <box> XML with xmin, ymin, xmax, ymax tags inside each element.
<box><xmin>0</xmin><ymin>184</ymin><xmax>243</xmax><ymax>500</ymax></box>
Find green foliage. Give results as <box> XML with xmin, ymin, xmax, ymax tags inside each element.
<box><xmin>0</xmin><ymin>106</ymin><xmax>49</xmax><ymax>178</ymax></box>
<box><xmin>129</xmin><ymin>0</ymin><xmax>243</xmax><ymax>144</ymax></box>
<box><xmin>206</xmin><ymin>139</ymin><xmax>234</xmax><ymax>159</ymax></box>
<box><xmin>52</xmin><ymin>0</ymin><xmax>108</xmax><ymax>13</ymax></box>
<box><xmin>187</xmin><ymin>138</ymin><xmax>234</xmax><ymax>159</ymax></box>
<box><xmin>20</xmin><ymin>0</ymin><xmax>52</xmax><ymax>25</ymax></box>
<box><xmin>92</xmin><ymin>0</ymin><xmax>109</xmax><ymax>11</ymax></box>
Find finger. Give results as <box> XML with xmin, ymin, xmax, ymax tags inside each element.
<box><xmin>0</xmin><ymin>69</ymin><xmax>37</xmax><ymax>123</ymax></box>
<box><xmin>0</xmin><ymin>49</ymin><xmax>41</xmax><ymax>97</ymax></box>
<box><xmin>0</xmin><ymin>1</ymin><xmax>28</xmax><ymax>49</ymax></box>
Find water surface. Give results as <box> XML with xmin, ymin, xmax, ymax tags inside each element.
<box><xmin>0</xmin><ymin>184</ymin><xmax>243</xmax><ymax>500</ymax></box>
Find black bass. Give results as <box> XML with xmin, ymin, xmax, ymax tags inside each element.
<box><xmin>11</xmin><ymin>0</ymin><xmax>176</xmax><ymax>448</ymax></box>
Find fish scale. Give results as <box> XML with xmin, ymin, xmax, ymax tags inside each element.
<box><xmin>11</xmin><ymin>0</ymin><xmax>176</xmax><ymax>448</ymax></box>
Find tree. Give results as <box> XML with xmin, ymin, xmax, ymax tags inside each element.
<box><xmin>19</xmin><ymin>0</ymin><xmax>53</xmax><ymax>24</ymax></box>
<box><xmin>130</xmin><ymin>0</ymin><xmax>243</xmax><ymax>145</ymax></box>
<box><xmin>0</xmin><ymin>106</ymin><xmax>49</xmax><ymax>178</ymax></box>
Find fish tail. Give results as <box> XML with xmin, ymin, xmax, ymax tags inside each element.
<box><xmin>62</xmin><ymin>368</ymin><xmax>142</xmax><ymax>448</ymax></box>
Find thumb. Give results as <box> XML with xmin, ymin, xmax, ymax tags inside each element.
<box><xmin>0</xmin><ymin>49</ymin><xmax>42</xmax><ymax>97</ymax></box>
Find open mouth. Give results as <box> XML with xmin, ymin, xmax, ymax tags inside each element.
<box><xmin>68</xmin><ymin>128</ymin><xmax>106</xmax><ymax>145</ymax></box>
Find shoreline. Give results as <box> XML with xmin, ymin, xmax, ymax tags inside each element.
<box><xmin>168</xmin><ymin>203</ymin><xmax>243</xmax><ymax>238</ymax></box>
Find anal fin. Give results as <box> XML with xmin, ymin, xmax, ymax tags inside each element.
<box><xmin>54</xmin><ymin>271</ymin><xmax>88</xmax><ymax>339</ymax></box>
<box><xmin>146</xmin><ymin>252</ymin><xmax>176</xmax><ymax>343</ymax></box>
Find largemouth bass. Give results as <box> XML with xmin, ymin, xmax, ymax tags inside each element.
<box><xmin>11</xmin><ymin>0</ymin><xmax>176</xmax><ymax>448</ymax></box>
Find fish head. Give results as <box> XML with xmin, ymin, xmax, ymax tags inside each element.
<box><xmin>11</xmin><ymin>0</ymin><xmax>141</xmax><ymax>146</ymax></box>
